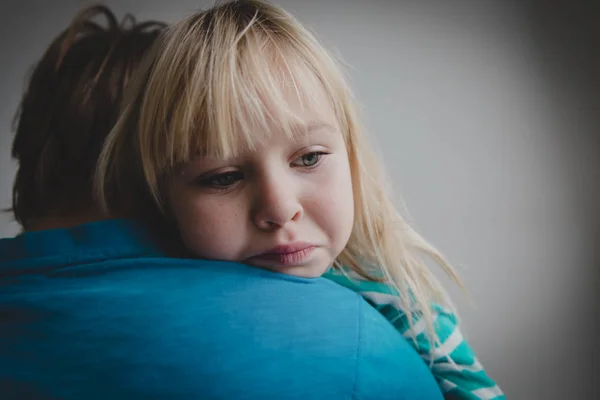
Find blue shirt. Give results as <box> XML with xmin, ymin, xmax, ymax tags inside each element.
<box><xmin>0</xmin><ymin>219</ymin><xmax>442</xmax><ymax>399</ymax></box>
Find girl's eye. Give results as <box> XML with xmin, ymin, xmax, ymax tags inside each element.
<box><xmin>291</xmin><ymin>152</ymin><xmax>326</xmax><ymax>168</ymax></box>
<box><xmin>196</xmin><ymin>171</ymin><xmax>244</xmax><ymax>188</ymax></box>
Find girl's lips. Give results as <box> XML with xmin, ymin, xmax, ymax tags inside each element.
<box><xmin>248</xmin><ymin>245</ymin><xmax>316</xmax><ymax>266</ymax></box>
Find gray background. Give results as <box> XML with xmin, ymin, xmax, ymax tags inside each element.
<box><xmin>1</xmin><ymin>0</ymin><xmax>598</xmax><ymax>398</ymax></box>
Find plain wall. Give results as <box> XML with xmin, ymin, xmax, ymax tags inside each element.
<box><xmin>1</xmin><ymin>0</ymin><xmax>598</xmax><ymax>398</ymax></box>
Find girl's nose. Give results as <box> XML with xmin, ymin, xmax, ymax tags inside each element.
<box><xmin>252</xmin><ymin>174</ymin><xmax>303</xmax><ymax>231</ymax></box>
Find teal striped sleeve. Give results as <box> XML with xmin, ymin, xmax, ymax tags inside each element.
<box><xmin>323</xmin><ymin>270</ymin><xmax>505</xmax><ymax>400</ymax></box>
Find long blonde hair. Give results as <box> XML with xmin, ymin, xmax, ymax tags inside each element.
<box><xmin>96</xmin><ymin>0</ymin><xmax>464</xmax><ymax>343</ymax></box>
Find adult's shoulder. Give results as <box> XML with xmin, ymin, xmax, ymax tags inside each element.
<box><xmin>0</xmin><ymin>253</ymin><xmax>442</xmax><ymax>399</ymax></box>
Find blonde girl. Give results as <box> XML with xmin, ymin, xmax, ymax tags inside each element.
<box><xmin>97</xmin><ymin>1</ymin><xmax>503</xmax><ymax>398</ymax></box>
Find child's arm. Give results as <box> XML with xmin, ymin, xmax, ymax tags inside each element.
<box><xmin>323</xmin><ymin>270</ymin><xmax>505</xmax><ymax>400</ymax></box>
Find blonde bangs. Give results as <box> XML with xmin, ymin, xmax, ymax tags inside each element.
<box><xmin>135</xmin><ymin>4</ymin><xmax>349</xmax><ymax>199</ymax></box>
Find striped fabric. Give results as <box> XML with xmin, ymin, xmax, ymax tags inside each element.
<box><xmin>323</xmin><ymin>270</ymin><xmax>505</xmax><ymax>400</ymax></box>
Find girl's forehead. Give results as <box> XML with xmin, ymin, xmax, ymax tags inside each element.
<box><xmin>219</xmin><ymin>119</ymin><xmax>339</xmax><ymax>158</ymax></box>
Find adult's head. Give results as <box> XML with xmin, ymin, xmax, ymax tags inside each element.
<box><xmin>10</xmin><ymin>5</ymin><xmax>165</xmax><ymax>231</ymax></box>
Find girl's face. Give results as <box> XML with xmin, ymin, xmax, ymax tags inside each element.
<box><xmin>166</xmin><ymin>85</ymin><xmax>354</xmax><ymax>278</ymax></box>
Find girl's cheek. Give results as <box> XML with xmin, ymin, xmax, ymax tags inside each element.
<box><xmin>177</xmin><ymin>198</ymin><xmax>247</xmax><ymax>258</ymax></box>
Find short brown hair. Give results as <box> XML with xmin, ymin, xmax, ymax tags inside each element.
<box><xmin>10</xmin><ymin>4</ymin><xmax>165</xmax><ymax>229</ymax></box>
